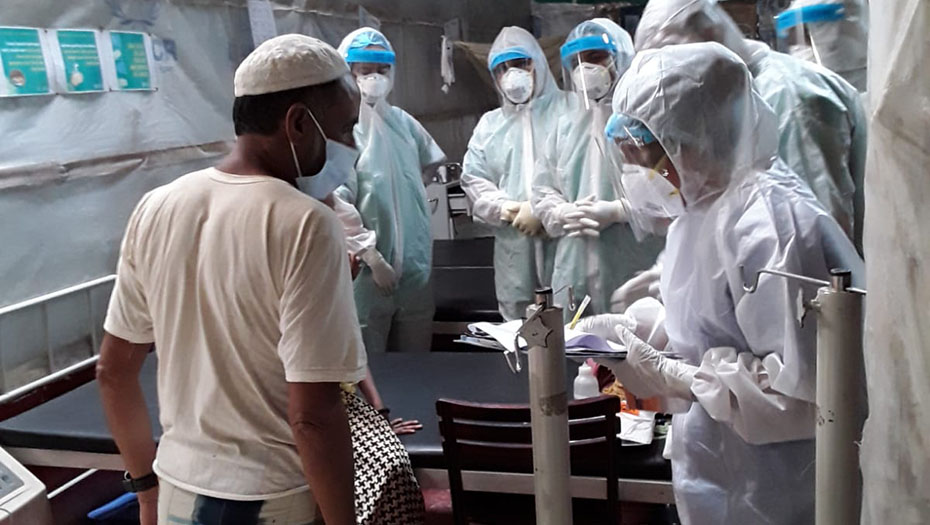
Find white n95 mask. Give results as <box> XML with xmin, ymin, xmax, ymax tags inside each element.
<box><xmin>572</xmin><ymin>62</ymin><xmax>613</xmax><ymax>100</ymax></box>
<box><xmin>499</xmin><ymin>67</ymin><xmax>534</xmax><ymax>104</ymax></box>
<box><xmin>357</xmin><ymin>73</ymin><xmax>392</xmax><ymax>105</ymax></box>
<box><xmin>620</xmin><ymin>164</ymin><xmax>684</xmax><ymax>219</ymax></box>
<box><xmin>292</xmin><ymin>109</ymin><xmax>360</xmax><ymax>199</ymax></box>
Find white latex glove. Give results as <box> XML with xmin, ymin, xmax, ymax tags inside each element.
<box><xmin>557</xmin><ymin>195</ymin><xmax>600</xmax><ymax>238</ymax></box>
<box><xmin>610</xmin><ymin>263</ymin><xmax>663</xmax><ymax>313</ymax></box>
<box><xmin>575</xmin><ymin>198</ymin><xmax>627</xmax><ymax>230</ymax></box>
<box><xmin>361</xmin><ymin>249</ymin><xmax>398</xmax><ymax>296</ymax></box>
<box><xmin>512</xmin><ymin>201</ymin><xmax>543</xmax><ymax>236</ymax></box>
<box><xmin>616</xmin><ymin>325</ymin><xmax>696</xmax><ymax>400</ymax></box>
<box><xmin>500</xmin><ymin>200</ymin><xmax>522</xmax><ymax>223</ymax></box>
<box><xmin>574</xmin><ymin>313</ymin><xmax>637</xmax><ymax>343</ymax></box>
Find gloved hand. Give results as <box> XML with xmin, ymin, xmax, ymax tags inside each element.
<box><xmin>573</xmin><ymin>313</ymin><xmax>637</xmax><ymax>343</ymax></box>
<box><xmin>556</xmin><ymin>196</ymin><xmax>600</xmax><ymax>238</ymax></box>
<box><xmin>615</xmin><ymin>325</ymin><xmax>696</xmax><ymax>400</ymax></box>
<box><xmin>500</xmin><ymin>200</ymin><xmax>522</xmax><ymax>223</ymax></box>
<box><xmin>610</xmin><ymin>263</ymin><xmax>663</xmax><ymax>313</ymax></box>
<box><xmin>512</xmin><ymin>202</ymin><xmax>543</xmax><ymax>236</ymax></box>
<box><xmin>361</xmin><ymin>249</ymin><xmax>398</xmax><ymax>296</ymax></box>
<box><xmin>575</xmin><ymin>198</ymin><xmax>627</xmax><ymax>230</ymax></box>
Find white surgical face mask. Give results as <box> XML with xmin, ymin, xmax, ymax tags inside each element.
<box><xmin>499</xmin><ymin>67</ymin><xmax>534</xmax><ymax>105</ymax></box>
<box><xmin>620</xmin><ymin>161</ymin><xmax>684</xmax><ymax>219</ymax></box>
<box><xmin>356</xmin><ymin>73</ymin><xmax>392</xmax><ymax>105</ymax></box>
<box><xmin>292</xmin><ymin>109</ymin><xmax>360</xmax><ymax>199</ymax></box>
<box><xmin>572</xmin><ymin>62</ymin><xmax>613</xmax><ymax>100</ymax></box>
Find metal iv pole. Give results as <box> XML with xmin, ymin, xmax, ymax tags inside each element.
<box><xmin>742</xmin><ymin>267</ymin><xmax>867</xmax><ymax>525</ymax></box>
<box><xmin>505</xmin><ymin>287</ymin><xmax>573</xmax><ymax>525</ymax></box>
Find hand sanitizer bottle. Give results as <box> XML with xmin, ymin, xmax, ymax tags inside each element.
<box><xmin>573</xmin><ymin>362</ymin><xmax>600</xmax><ymax>400</ymax></box>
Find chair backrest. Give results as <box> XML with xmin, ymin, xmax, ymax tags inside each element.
<box><xmin>437</xmin><ymin>395</ymin><xmax>620</xmax><ymax>525</ymax></box>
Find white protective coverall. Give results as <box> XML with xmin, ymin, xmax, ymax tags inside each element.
<box><xmin>335</xmin><ymin>28</ymin><xmax>446</xmax><ymax>353</ymax></box>
<box><xmin>461</xmin><ymin>27</ymin><xmax>572</xmax><ymax>321</ymax></box>
<box><xmin>610</xmin><ymin>42</ymin><xmax>862</xmax><ymax>524</ymax></box>
<box><xmin>634</xmin><ymin>0</ymin><xmax>867</xmax><ymax>252</ymax></box>
<box><xmin>534</xmin><ymin>19</ymin><xmax>664</xmax><ymax>319</ymax></box>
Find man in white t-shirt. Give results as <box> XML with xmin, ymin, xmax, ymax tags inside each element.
<box><xmin>97</xmin><ymin>34</ymin><xmax>366</xmax><ymax>525</ymax></box>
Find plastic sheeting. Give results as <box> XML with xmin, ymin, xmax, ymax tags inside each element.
<box><xmin>860</xmin><ymin>0</ymin><xmax>930</xmax><ymax>523</ymax></box>
<box><xmin>0</xmin><ymin>0</ymin><xmax>511</xmax><ymax>308</ymax></box>
<box><xmin>0</xmin><ymin>0</ymin><xmax>249</xmax><ymax>172</ymax></box>
<box><xmin>0</xmin><ymin>0</ymin><xmax>254</xmax><ymax>309</ymax></box>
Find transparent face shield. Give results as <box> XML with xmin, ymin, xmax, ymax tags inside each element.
<box><xmin>775</xmin><ymin>3</ymin><xmax>846</xmax><ymax>66</ymax></box>
<box><xmin>604</xmin><ymin>113</ymin><xmax>685</xmax><ymax>240</ymax></box>
<box><xmin>560</xmin><ymin>34</ymin><xmax>619</xmax><ymax>110</ymax></box>
<box><xmin>490</xmin><ymin>56</ymin><xmax>535</xmax><ymax>105</ymax></box>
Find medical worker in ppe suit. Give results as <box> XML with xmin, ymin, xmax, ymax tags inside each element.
<box><xmin>533</xmin><ymin>19</ymin><xmax>664</xmax><ymax>320</ymax></box>
<box><xmin>633</xmin><ymin>0</ymin><xmax>867</xmax><ymax>252</ymax></box>
<box><xmin>596</xmin><ymin>42</ymin><xmax>863</xmax><ymax>524</ymax></box>
<box><xmin>775</xmin><ymin>0</ymin><xmax>869</xmax><ymax>92</ymax></box>
<box><xmin>461</xmin><ymin>27</ymin><xmax>573</xmax><ymax>321</ymax></box>
<box><xmin>335</xmin><ymin>28</ymin><xmax>446</xmax><ymax>353</ymax></box>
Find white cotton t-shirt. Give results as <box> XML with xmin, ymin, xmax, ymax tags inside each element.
<box><xmin>104</xmin><ymin>167</ymin><xmax>367</xmax><ymax>501</ymax></box>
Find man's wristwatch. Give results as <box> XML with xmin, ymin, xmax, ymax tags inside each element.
<box><xmin>122</xmin><ymin>471</ymin><xmax>159</xmax><ymax>493</ymax></box>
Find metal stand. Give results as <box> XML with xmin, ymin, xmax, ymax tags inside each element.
<box><xmin>741</xmin><ymin>266</ymin><xmax>867</xmax><ymax>525</ymax></box>
<box><xmin>518</xmin><ymin>288</ymin><xmax>573</xmax><ymax>525</ymax></box>
<box><xmin>812</xmin><ymin>270</ymin><xmax>866</xmax><ymax>525</ymax></box>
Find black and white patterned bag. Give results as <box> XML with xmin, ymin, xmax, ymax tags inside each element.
<box><xmin>343</xmin><ymin>391</ymin><xmax>426</xmax><ymax>525</ymax></box>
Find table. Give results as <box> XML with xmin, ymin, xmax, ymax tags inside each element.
<box><xmin>0</xmin><ymin>352</ymin><xmax>673</xmax><ymax>503</ymax></box>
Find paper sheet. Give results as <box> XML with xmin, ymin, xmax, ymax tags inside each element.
<box><xmin>619</xmin><ymin>410</ymin><xmax>656</xmax><ymax>445</ymax></box>
<box><xmin>465</xmin><ymin>321</ymin><xmax>626</xmax><ymax>356</ymax></box>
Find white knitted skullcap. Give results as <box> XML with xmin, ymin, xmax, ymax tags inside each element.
<box><xmin>234</xmin><ymin>34</ymin><xmax>349</xmax><ymax>96</ymax></box>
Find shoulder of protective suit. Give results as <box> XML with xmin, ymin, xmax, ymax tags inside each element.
<box><xmin>753</xmin><ymin>51</ymin><xmax>860</xmax><ymax>115</ymax></box>
<box><xmin>382</xmin><ymin>104</ymin><xmax>428</xmax><ymax>137</ymax></box>
<box><xmin>473</xmin><ymin>107</ymin><xmax>508</xmax><ymax>134</ymax></box>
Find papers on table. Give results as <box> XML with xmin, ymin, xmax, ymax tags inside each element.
<box><xmin>457</xmin><ymin>320</ymin><xmax>627</xmax><ymax>358</ymax></box>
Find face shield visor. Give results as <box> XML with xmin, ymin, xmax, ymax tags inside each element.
<box><xmin>604</xmin><ymin>113</ymin><xmax>685</xmax><ymax>239</ymax></box>
<box><xmin>489</xmin><ymin>49</ymin><xmax>535</xmax><ymax>105</ymax></box>
<box><xmin>560</xmin><ymin>34</ymin><xmax>620</xmax><ymax>110</ymax></box>
<box><xmin>775</xmin><ymin>3</ymin><xmax>846</xmax><ymax>66</ymax></box>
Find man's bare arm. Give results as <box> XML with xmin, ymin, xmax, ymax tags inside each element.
<box><xmin>97</xmin><ymin>332</ymin><xmax>157</xmax><ymax>523</ymax></box>
<box><xmin>288</xmin><ymin>382</ymin><xmax>355</xmax><ymax>525</ymax></box>
<box><xmin>97</xmin><ymin>332</ymin><xmax>155</xmax><ymax>477</ymax></box>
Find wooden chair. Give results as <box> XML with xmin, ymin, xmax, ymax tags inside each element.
<box><xmin>436</xmin><ymin>395</ymin><xmax>621</xmax><ymax>525</ymax></box>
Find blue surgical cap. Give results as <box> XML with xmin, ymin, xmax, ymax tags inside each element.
<box><xmin>344</xmin><ymin>29</ymin><xmax>396</xmax><ymax>64</ymax></box>
<box><xmin>605</xmin><ymin>114</ymin><xmax>657</xmax><ymax>145</ymax></box>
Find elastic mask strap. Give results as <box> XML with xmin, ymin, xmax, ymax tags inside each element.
<box><xmin>305</xmin><ymin>108</ymin><xmax>328</xmax><ymax>142</ymax></box>
<box><xmin>289</xmin><ymin>141</ymin><xmax>302</xmax><ymax>179</ymax></box>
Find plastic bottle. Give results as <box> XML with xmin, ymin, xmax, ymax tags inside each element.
<box><xmin>573</xmin><ymin>362</ymin><xmax>600</xmax><ymax>400</ymax></box>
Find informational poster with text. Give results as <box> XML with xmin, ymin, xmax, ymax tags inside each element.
<box><xmin>50</xmin><ymin>29</ymin><xmax>105</xmax><ymax>93</ymax></box>
<box><xmin>107</xmin><ymin>31</ymin><xmax>155</xmax><ymax>91</ymax></box>
<box><xmin>0</xmin><ymin>26</ymin><xmax>52</xmax><ymax>97</ymax></box>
